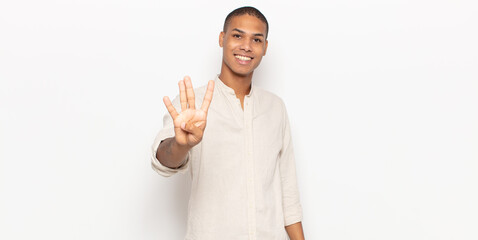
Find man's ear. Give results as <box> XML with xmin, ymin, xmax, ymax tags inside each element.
<box><xmin>219</xmin><ymin>32</ymin><xmax>224</xmax><ymax>47</ymax></box>
<box><xmin>263</xmin><ymin>39</ymin><xmax>268</xmax><ymax>56</ymax></box>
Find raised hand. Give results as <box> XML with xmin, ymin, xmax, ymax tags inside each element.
<box><xmin>163</xmin><ymin>76</ymin><xmax>215</xmax><ymax>148</ymax></box>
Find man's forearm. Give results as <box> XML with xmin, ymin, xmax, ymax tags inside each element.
<box><xmin>156</xmin><ymin>137</ymin><xmax>190</xmax><ymax>168</ymax></box>
<box><xmin>285</xmin><ymin>221</ymin><xmax>305</xmax><ymax>240</ymax></box>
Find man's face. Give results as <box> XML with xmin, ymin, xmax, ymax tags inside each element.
<box><xmin>219</xmin><ymin>14</ymin><xmax>268</xmax><ymax>77</ymax></box>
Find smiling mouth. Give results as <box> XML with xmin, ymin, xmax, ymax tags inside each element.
<box><xmin>234</xmin><ymin>54</ymin><xmax>253</xmax><ymax>61</ymax></box>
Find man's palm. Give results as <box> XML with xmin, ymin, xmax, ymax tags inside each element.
<box><xmin>163</xmin><ymin>76</ymin><xmax>214</xmax><ymax>147</ymax></box>
<box><xmin>173</xmin><ymin>109</ymin><xmax>206</xmax><ymax>146</ymax></box>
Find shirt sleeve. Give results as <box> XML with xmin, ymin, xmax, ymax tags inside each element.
<box><xmin>279</xmin><ymin>102</ymin><xmax>303</xmax><ymax>226</ymax></box>
<box><xmin>151</xmin><ymin>95</ymin><xmax>190</xmax><ymax>177</ymax></box>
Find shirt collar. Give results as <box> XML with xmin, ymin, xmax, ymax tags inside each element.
<box><xmin>215</xmin><ymin>75</ymin><xmax>254</xmax><ymax>97</ymax></box>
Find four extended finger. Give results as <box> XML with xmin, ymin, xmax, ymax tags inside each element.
<box><xmin>184</xmin><ymin>76</ymin><xmax>196</xmax><ymax>110</ymax></box>
<box><xmin>179</xmin><ymin>80</ymin><xmax>187</xmax><ymax>111</ymax></box>
<box><xmin>163</xmin><ymin>96</ymin><xmax>179</xmax><ymax>119</ymax></box>
<box><xmin>200</xmin><ymin>80</ymin><xmax>215</xmax><ymax>113</ymax></box>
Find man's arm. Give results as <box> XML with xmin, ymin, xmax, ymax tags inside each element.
<box><xmin>156</xmin><ymin>137</ymin><xmax>191</xmax><ymax>168</ymax></box>
<box><xmin>285</xmin><ymin>222</ymin><xmax>305</xmax><ymax>240</ymax></box>
<box><xmin>278</xmin><ymin>101</ymin><xmax>304</xmax><ymax>238</ymax></box>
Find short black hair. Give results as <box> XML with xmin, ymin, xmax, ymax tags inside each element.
<box><xmin>223</xmin><ymin>6</ymin><xmax>269</xmax><ymax>39</ymax></box>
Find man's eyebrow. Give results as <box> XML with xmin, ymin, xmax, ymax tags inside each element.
<box><xmin>232</xmin><ymin>28</ymin><xmax>264</xmax><ymax>37</ymax></box>
<box><xmin>232</xmin><ymin>28</ymin><xmax>245</xmax><ymax>34</ymax></box>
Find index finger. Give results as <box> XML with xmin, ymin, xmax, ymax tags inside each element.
<box><xmin>163</xmin><ymin>96</ymin><xmax>179</xmax><ymax>119</ymax></box>
<box><xmin>200</xmin><ymin>80</ymin><xmax>215</xmax><ymax>113</ymax></box>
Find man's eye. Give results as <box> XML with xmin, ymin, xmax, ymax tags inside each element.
<box><xmin>254</xmin><ymin>38</ymin><xmax>262</xmax><ymax>43</ymax></box>
<box><xmin>233</xmin><ymin>34</ymin><xmax>241</xmax><ymax>38</ymax></box>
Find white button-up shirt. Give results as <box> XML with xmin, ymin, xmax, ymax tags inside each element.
<box><xmin>151</xmin><ymin>76</ymin><xmax>303</xmax><ymax>240</ymax></box>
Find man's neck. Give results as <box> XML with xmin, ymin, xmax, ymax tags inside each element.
<box><xmin>218</xmin><ymin>67</ymin><xmax>253</xmax><ymax>110</ymax></box>
<box><xmin>218</xmin><ymin>70</ymin><xmax>253</xmax><ymax>97</ymax></box>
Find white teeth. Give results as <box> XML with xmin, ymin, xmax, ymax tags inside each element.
<box><xmin>235</xmin><ymin>55</ymin><xmax>251</xmax><ymax>61</ymax></box>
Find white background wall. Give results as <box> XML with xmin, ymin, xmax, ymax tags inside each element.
<box><xmin>1</xmin><ymin>0</ymin><xmax>477</xmax><ymax>239</ymax></box>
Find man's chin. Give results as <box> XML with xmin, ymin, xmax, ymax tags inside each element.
<box><xmin>232</xmin><ymin>70</ymin><xmax>254</xmax><ymax>78</ymax></box>
<box><xmin>222</xmin><ymin>61</ymin><xmax>256</xmax><ymax>78</ymax></box>
<box><xmin>232</xmin><ymin>66</ymin><xmax>256</xmax><ymax>77</ymax></box>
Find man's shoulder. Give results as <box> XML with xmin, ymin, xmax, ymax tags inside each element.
<box><xmin>191</xmin><ymin>81</ymin><xmax>212</xmax><ymax>102</ymax></box>
<box><xmin>254</xmin><ymin>86</ymin><xmax>285</xmax><ymax>105</ymax></box>
<box><xmin>193</xmin><ymin>82</ymin><xmax>210</xmax><ymax>95</ymax></box>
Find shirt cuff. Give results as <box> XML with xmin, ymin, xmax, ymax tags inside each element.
<box><xmin>284</xmin><ymin>203</ymin><xmax>303</xmax><ymax>226</ymax></box>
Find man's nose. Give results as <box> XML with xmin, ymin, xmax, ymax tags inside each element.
<box><xmin>240</xmin><ymin>39</ymin><xmax>252</xmax><ymax>52</ymax></box>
